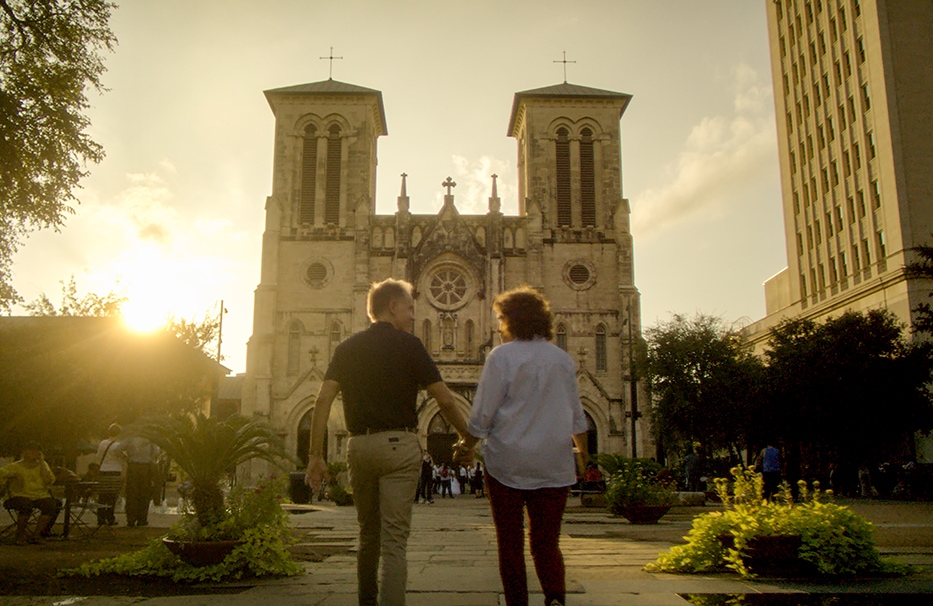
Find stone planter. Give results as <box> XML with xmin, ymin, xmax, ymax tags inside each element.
<box><xmin>162</xmin><ymin>538</ymin><xmax>240</xmax><ymax>567</ymax></box>
<box><xmin>615</xmin><ymin>505</ymin><xmax>671</xmax><ymax>524</ymax></box>
<box><xmin>743</xmin><ymin>534</ymin><xmax>803</xmax><ymax>576</ymax></box>
<box><xmin>718</xmin><ymin>534</ymin><xmax>804</xmax><ymax>576</ymax></box>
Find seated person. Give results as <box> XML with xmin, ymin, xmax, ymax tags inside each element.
<box><xmin>582</xmin><ymin>462</ymin><xmax>605</xmax><ymax>492</ymax></box>
<box><xmin>0</xmin><ymin>442</ymin><xmax>61</xmax><ymax>545</ymax></box>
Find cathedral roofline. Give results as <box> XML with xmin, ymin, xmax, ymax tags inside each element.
<box><xmin>507</xmin><ymin>82</ymin><xmax>632</xmax><ymax>135</ymax></box>
<box><xmin>264</xmin><ymin>79</ymin><xmax>388</xmax><ymax>135</ymax></box>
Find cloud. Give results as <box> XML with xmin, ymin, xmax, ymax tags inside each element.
<box><xmin>445</xmin><ymin>155</ymin><xmax>518</xmax><ymax>215</ymax></box>
<box><xmin>631</xmin><ymin>63</ymin><xmax>778</xmax><ymax>238</ymax></box>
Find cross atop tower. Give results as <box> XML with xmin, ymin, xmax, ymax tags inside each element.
<box><xmin>553</xmin><ymin>50</ymin><xmax>576</xmax><ymax>84</ymax></box>
<box><xmin>320</xmin><ymin>46</ymin><xmax>343</xmax><ymax>80</ymax></box>
<box><xmin>442</xmin><ymin>176</ymin><xmax>457</xmax><ymax>196</ymax></box>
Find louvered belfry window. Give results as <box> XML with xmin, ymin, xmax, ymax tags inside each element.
<box><xmin>581</xmin><ymin>128</ymin><xmax>595</xmax><ymax>227</ymax></box>
<box><xmin>325</xmin><ymin>124</ymin><xmax>342</xmax><ymax>225</ymax></box>
<box><xmin>299</xmin><ymin>125</ymin><xmax>317</xmax><ymax>224</ymax></box>
<box><xmin>556</xmin><ymin>127</ymin><xmax>571</xmax><ymax>227</ymax></box>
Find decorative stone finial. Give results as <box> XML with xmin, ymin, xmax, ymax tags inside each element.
<box><xmin>488</xmin><ymin>173</ymin><xmax>501</xmax><ymax>214</ymax></box>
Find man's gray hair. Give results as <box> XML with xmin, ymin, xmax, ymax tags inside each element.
<box><xmin>367</xmin><ymin>278</ymin><xmax>413</xmax><ymax>322</ymax></box>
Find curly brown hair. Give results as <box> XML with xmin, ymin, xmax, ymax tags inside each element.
<box><xmin>494</xmin><ymin>286</ymin><xmax>554</xmax><ymax>341</ymax></box>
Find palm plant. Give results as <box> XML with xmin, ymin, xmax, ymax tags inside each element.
<box><xmin>131</xmin><ymin>413</ymin><xmax>294</xmax><ymax>528</ymax></box>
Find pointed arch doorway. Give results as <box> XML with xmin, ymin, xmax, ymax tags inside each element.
<box><xmin>427</xmin><ymin>412</ymin><xmax>457</xmax><ymax>466</ymax></box>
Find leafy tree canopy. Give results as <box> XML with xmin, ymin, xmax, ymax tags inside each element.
<box><xmin>0</xmin><ymin>0</ymin><xmax>116</xmax><ymax>310</ymax></box>
<box><xmin>764</xmin><ymin>309</ymin><xmax>933</xmax><ymax>465</ymax></box>
<box><xmin>23</xmin><ymin>275</ymin><xmax>126</xmax><ymax>317</ymax></box>
<box><xmin>644</xmin><ymin>313</ymin><xmax>764</xmax><ymax>459</ymax></box>
<box><xmin>904</xmin><ymin>243</ymin><xmax>933</xmax><ymax>336</ymax></box>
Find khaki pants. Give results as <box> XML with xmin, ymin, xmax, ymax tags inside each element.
<box><xmin>348</xmin><ymin>430</ymin><xmax>421</xmax><ymax>606</ymax></box>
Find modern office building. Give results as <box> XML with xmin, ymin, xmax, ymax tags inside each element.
<box><xmin>745</xmin><ymin>0</ymin><xmax>933</xmax><ymax>347</ymax></box>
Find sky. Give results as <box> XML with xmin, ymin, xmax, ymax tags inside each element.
<box><xmin>11</xmin><ymin>0</ymin><xmax>788</xmax><ymax>374</ymax></box>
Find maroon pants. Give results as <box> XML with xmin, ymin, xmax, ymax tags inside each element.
<box><xmin>486</xmin><ymin>473</ymin><xmax>569</xmax><ymax>606</ymax></box>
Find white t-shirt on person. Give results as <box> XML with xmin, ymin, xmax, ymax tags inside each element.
<box><xmin>468</xmin><ymin>337</ymin><xmax>588</xmax><ymax>490</ymax></box>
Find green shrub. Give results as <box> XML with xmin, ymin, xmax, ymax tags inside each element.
<box><xmin>600</xmin><ymin>456</ymin><xmax>677</xmax><ymax>512</ymax></box>
<box><xmin>647</xmin><ymin>467</ymin><xmax>908</xmax><ymax>578</ymax></box>
<box><xmin>68</xmin><ymin>477</ymin><xmax>301</xmax><ymax>582</ymax></box>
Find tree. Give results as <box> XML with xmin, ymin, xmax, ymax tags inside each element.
<box><xmin>165</xmin><ymin>311</ymin><xmax>221</xmax><ymax>360</ymax></box>
<box><xmin>131</xmin><ymin>413</ymin><xmax>292</xmax><ymax>528</ymax></box>
<box><xmin>0</xmin><ymin>0</ymin><xmax>116</xmax><ymax>310</ymax></box>
<box><xmin>644</xmin><ymin>313</ymin><xmax>764</xmax><ymax>461</ymax></box>
<box><xmin>23</xmin><ymin>275</ymin><xmax>126</xmax><ymax>317</ymax></box>
<box><xmin>764</xmin><ymin>310</ymin><xmax>933</xmax><ymax>475</ymax></box>
<box><xmin>904</xmin><ymin>243</ymin><xmax>933</xmax><ymax>336</ymax></box>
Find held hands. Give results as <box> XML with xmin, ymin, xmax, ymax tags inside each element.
<box><xmin>452</xmin><ymin>438</ymin><xmax>477</xmax><ymax>465</ymax></box>
<box><xmin>305</xmin><ymin>454</ymin><xmax>330</xmax><ymax>488</ymax></box>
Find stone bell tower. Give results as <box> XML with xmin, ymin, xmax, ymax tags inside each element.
<box><xmin>241</xmin><ymin>79</ymin><xmax>387</xmax><ymax>466</ymax></box>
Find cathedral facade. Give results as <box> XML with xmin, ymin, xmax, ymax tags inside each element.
<box><xmin>240</xmin><ymin>77</ymin><xmax>647</xmax><ymax>471</ymax></box>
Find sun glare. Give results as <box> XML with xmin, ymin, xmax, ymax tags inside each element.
<box><xmin>121</xmin><ymin>299</ymin><xmax>169</xmax><ymax>333</ymax></box>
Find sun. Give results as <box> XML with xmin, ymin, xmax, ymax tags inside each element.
<box><xmin>121</xmin><ymin>298</ymin><xmax>170</xmax><ymax>333</ymax></box>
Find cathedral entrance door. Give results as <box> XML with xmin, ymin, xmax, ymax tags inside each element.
<box><xmin>427</xmin><ymin>433</ymin><xmax>457</xmax><ymax>467</ymax></box>
<box><xmin>427</xmin><ymin>412</ymin><xmax>457</xmax><ymax>466</ymax></box>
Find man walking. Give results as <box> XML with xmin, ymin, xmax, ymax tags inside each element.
<box><xmin>305</xmin><ymin>278</ymin><xmax>475</xmax><ymax>606</ymax></box>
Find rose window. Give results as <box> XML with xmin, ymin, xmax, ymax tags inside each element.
<box><xmin>429</xmin><ymin>268</ymin><xmax>467</xmax><ymax>307</ymax></box>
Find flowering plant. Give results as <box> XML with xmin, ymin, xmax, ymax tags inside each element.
<box><xmin>599</xmin><ymin>456</ymin><xmax>678</xmax><ymax>511</ymax></box>
<box><xmin>647</xmin><ymin>466</ymin><xmax>906</xmax><ymax>578</ymax></box>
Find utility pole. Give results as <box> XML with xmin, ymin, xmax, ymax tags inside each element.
<box><xmin>216</xmin><ymin>300</ymin><xmax>227</xmax><ymax>363</ymax></box>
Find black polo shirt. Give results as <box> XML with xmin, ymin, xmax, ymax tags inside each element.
<box><xmin>324</xmin><ymin>321</ymin><xmax>442</xmax><ymax>435</ymax></box>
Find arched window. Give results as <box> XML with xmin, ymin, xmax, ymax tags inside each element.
<box><xmin>580</xmin><ymin>128</ymin><xmax>596</xmax><ymax>227</ymax></box>
<box><xmin>422</xmin><ymin>319</ymin><xmax>432</xmax><ymax>352</ymax></box>
<box><xmin>287</xmin><ymin>320</ymin><xmax>303</xmax><ymax>375</ymax></box>
<box><xmin>595</xmin><ymin>324</ymin><xmax>607</xmax><ymax>372</ymax></box>
<box><xmin>556</xmin><ymin>127</ymin><xmax>571</xmax><ymax>227</ymax></box>
<box><xmin>556</xmin><ymin>323</ymin><xmax>568</xmax><ymax>351</ymax></box>
<box><xmin>300</xmin><ymin>124</ymin><xmax>317</xmax><ymax>224</ymax></box>
<box><xmin>465</xmin><ymin>320</ymin><xmax>475</xmax><ymax>356</ymax></box>
<box><xmin>325</xmin><ymin>124</ymin><xmax>342</xmax><ymax>225</ymax></box>
<box><xmin>329</xmin><ymin>322</ymin><xmax>341</xmax><ymax>346</ymax></box>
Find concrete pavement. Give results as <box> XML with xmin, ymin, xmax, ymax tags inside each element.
<box><xmin>6</xmin><ymin>496</ymin><xmax>933</xmax><ymax>605</ymax></box>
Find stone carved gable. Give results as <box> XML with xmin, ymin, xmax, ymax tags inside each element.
<box><xmin>410</xmin><ymin>199</ymin><xmax>487</xmax><ymax>300</ymax></box>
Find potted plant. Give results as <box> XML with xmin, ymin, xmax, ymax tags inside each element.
<box><xmin>69</xmin><ymin>413</ymin><xmax>302</xmax><ymax>583</ymax></box>
<box><xmin>598</xmin><ymin>455</ymin><xmax>677</xmax><ymax>524</ymax></box>
<box><xmin>647</xmin><ymin>466</ymin><xmax>908</xmax><ymax>578</ymax></box>
<box><xmin>132</xmin><ymin>413</ymin><xmax>295</xmax><ymax>566</ymax></box>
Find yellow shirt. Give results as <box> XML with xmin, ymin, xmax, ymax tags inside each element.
<box><xmin>0</xmin><ymin>460</ymin><xmax>54</xmax><ymax>500</ymax></box>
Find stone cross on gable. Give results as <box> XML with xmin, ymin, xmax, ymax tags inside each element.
<box><xmin>442</xmin><ymin>176</ymin><xmax>457</xmax><ymax>196</ymax></box>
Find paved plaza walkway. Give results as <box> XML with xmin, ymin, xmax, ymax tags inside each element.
<box><xmin>6</xmin><ymin>496</ymin><xmax>933</xmax><ymax>605</ymax></box>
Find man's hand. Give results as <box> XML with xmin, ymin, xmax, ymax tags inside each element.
<box><xmin>452</xmin><ymin>437</ymin><xmax>478</xmax><ymax>465</ymax></box>
<box><xmin>305</xmin><ymin>454</ymin><xmax>330</xmax><ymax>488</ymax></box>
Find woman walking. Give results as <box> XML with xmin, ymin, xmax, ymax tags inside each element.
<box><xmin>456</xmin><ymin>286</ymin><xmax>588</xmax><ymax>606</ymax></box>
